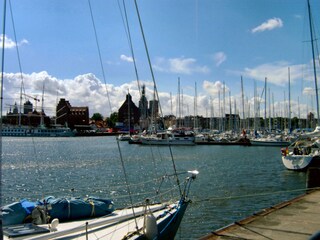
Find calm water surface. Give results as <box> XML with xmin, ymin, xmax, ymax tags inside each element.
<box><xmin>1</xmin><ymin>136</ymin><xmax>306</xmax><ymax>239</ymax></box>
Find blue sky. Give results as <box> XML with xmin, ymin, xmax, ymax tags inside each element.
<box><xmin>2</xmin><ymin>0</ymin><xmax>320</xmax><ymax>121</ymax></box>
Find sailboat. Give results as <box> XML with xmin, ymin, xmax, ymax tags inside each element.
<box><xmin>2</xmin><ymin>171</ymin><xmax>198</xmax><ymax>239</ymax></box>
<box><xmin>281</xmin><ymin>0</ymin><xmax>320</xmax><ymax>170</ymax></box>
<box><xmin>1</xmin><ymin>0</ymin><xmax>197</xmax><ymax>239</ymax></box>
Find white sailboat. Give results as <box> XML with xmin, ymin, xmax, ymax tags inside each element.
<box><xmin>1</xmin><ymin>0</ymin><xmax>197</xmax><ymax>239</ymax></box>
<box><xmin>281</xmin><ymin>0</ymin><xmax>320</xmax><ymax>170</ymax></box>
<box><xmin>140</xmin><ymin>129</ymin><xmax>195</xmax><ymax>146</ymax></box>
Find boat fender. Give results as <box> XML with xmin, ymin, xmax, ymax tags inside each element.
<box><xmin>145</xmin><ymin>213</ymin><xmax>158</xmax><ymax>240</ymax></box>
<box><xmin>31</xmin><ymin>206</ymin><xmax>47</xmax><ymax>225</ymax></box>
<box><xmin>50</xmin><ymin>218</ymin><xmax>59</xmax><ymax>232</ymax></box>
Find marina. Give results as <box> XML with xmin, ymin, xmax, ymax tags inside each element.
<box><xmin>1</xmin><ymin>0</ymin><xmax>320</xmax><ymax>239</ymax></box>
<box><xmin>1</xmin><ymin>136</ymin><xmax>312</xmax><ymax>239</ymax></box>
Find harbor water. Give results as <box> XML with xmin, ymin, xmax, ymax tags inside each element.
<box><xmin>1</xmin><ymin>136</ymin><xmax>307</xmax><ymax>239</ymax></box>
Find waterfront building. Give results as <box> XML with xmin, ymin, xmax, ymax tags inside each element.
<box><xmin>5</xmin><ymin>100</ymin><xmax>50</xmax><ymax>127</ymax></box>
<box><xmin>118</xmin><ymin>93</ymin><xmax>140</xmax><ymax>131</ymax></box>
<box><xmin>56</xmin><ymin>98</ymin><xmax>89</xmax><ymax>130</ymax></box>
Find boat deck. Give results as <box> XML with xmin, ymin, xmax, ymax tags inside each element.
<box><xmin>200</xmin><ymin>189</ymin><xmax>320</xmax><ymax>240</ymax></box>
<box><xmin>2</xmin><ymin>203</ymin><xmax>179</xmax><ymax>240</ymax></box>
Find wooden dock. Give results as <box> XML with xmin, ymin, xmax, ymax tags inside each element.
<box><xmin>200</xmin><ymin>189</ymin><xmax>320</xmax><ymax>240</ymax></box>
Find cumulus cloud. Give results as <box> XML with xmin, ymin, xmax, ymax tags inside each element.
<box><xmin>203</xmin><ymin>80</ymin><xmax>230</xmax><ymax>96</ymax></box>
<box><xmin>120</xmin><ymin>54</ymin><xmax>133</xmax><ymax>62</ymax></box>
<box><xmin>213</xmin><ymin>52</ymin><xmax>227</xmax><ymax>66</ymax></box>
<box><xmin>2</xmin><ymin>71</ymin><xmax>157</xmax><ymax>117</ymax></box>
<box><xmin>241</xmin><ymin>61</ymin><xmax>303</xmax><ymax>86</ymax></box>
<box><xmin>251</xmin><ymin>18</ymin><xmax>283</xmax><ymax>33</ymax></box>
<box><xmin>303</xmin><ymin>87</ymin><xmax>315</xmax><ymax>95</ymax></box>
<box><xmin>153</xmin><ymin>57</ymin><xmax>210</xmax><ymax>75</ymax></box>
<box><xmin>0</xmin><ymin>34</ymin><xmax>28</xmax><ymax>49</ymax></box>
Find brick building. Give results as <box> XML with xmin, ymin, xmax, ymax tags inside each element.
<box><xmin>56</xmin><ymin>98</ymin><xmax>89</xmax><ymax>130</ymax></box>
<box><xmin>118</xmin><ymin>93</ymin><xmax>140</xmax><ymax>131</ymax></box>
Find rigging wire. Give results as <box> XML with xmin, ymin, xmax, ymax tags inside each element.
<box><xmin>117</xmin><ymin>0</ymin><xmax>141</xmax><ymax>97</ymax></box>
<box><xmin>87</xmin><ymin>0</ymin><xmax>112</xmax><ymax>116</ymax></box>
<box><xmin>0</xmin><ymin>2</ymin><xmax>7</xmax><ymax>235</ymax></box>
<box><xmin>116</xmin><ymin>140</ymin><xmax>139</xmax><ymax>231</ymax></box>
<box><xmin>168</xmin><ymin>145</ymin><xmax>182</xmax><ymax>196</ymax></box>
<box><xmin>8</xmin><ymin>0</ymin><xmax>27</xmax><ymax>125</ymax></box>
<box><xmin>133</xmin><ymin>0</ymin><xmax>164</xmax><ymax>120</ymax></box>
<box><xmin>191</xmin><ymin>187</ymin><xmax>316</xmax><ymax>205</ymax></box>
<box><xmin>133</xmin><ymin>0</ymin><xmax>183</xmax><ymax>199</ymax></box>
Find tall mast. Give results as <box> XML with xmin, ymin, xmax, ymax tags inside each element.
<box><xmin>223</xmin><ymin>81</ymin><xmax>225</xmax><ymax>132</ymax></box>
<box><xmin>307</xmin><ymin>0</ymin><xmax>319</xmax><ymax>126</ymax></box>
<box><xmin>218</xmin><ymin>90</ymin><xmax>221</xmax><ymax>131</ymax></box>
<box><xmin>229</xmin><ymin>91</ymin><xmax>232</xmax><ymax>131</ymax></box>
<box><xmin>40</xmin><ymin>83</ymin><xmax>45</xmax><ymax>127</ymax></box>
<box><xmin>264</xmin><ymin>77</ymin><xmax>267</xmax><ymax>132</ymax></box>
<box><xmin>241</xmin><ymin>76</ymin><xmax>245</xmax><ymax>129</ymax></box>
<box><xmin>177</xmin><ymin>77</ymin><xmax>181</xmax><ymax>128</ymax></box>
<box><xmin>288</xmin><ymin>67</ymin><xmax>291</xmax><ymax>131</ymax></box>
<box><xmin>268</xmin><ymin>88</ymin><xmax>271</xmax><ymax>132</ymax></box>
<box><xmin>194</xmin><ymin>81</ymin><xmax>197</xmax><ymax>130</ymax></box>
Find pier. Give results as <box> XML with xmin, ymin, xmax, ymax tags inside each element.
<box><xmin>200</xmin><ymin>189</ymin><xmax>320</xmax><ymax>240</ymax></box>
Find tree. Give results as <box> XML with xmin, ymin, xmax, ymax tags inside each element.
<box><xmin>91</xmin><ymin>113</ymin><xmax>103</xmax><ymax>121</ymax></box>
<box><xmin>106</xmin><ymin>112</ymin><xmax>118</xmax><ymax>128</ymax></box>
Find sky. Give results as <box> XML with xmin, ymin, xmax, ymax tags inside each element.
<box><xmin>1</xmin><ymin>0</ymin><xmax>320</xmax><ymax>121</ymax></box>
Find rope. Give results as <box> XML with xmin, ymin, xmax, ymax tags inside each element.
<box><xmin>116</xmin><ymin>140</ymin><xmax>139</xmax><ymax>231</ymax></box>
<box><xmin>87</xmin><ymin>0</ymin><xmax>112</xmax><ymax>115</ymax></box>
<box><xmin>191</xmin><ymin>187</ymin><xmax>319</xmax><ymax>204</ymax></box>
<box><xmin>133</xmin><ymin>0</ymin><xmax>164</xmax><ymax>121</ymax></box>
<box><xmin>117</xmin><ymin>0</ymin><xmax>141</xmax><ymax>97</ymax></box>
<box><xmin>169</xmin><ymin>145</ymin><xmax>182</xmax><ymax>196</ymax></box>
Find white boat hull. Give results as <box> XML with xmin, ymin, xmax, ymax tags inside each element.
<box><xmin>140</xmin><ymin>138</ymin><xmax>195</xmax><ymax>146</ymax></box>
<box><xmin>282</xmin><ymin>155</ymin><xmax>314</xmax><ymax>171</ymax></box>
<box><xmin>250</xmin><ymin>139</ymin><xmax>290</xmax><ymax>147</ymax></box>
<box><xmin>3</xmin><ymin>201</ymin><xmax>188</xmax><ymax>240</ymax></box>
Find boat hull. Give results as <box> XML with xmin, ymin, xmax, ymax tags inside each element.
<box><xmin>2</xmin><ymin>201</ymin><xmax>188</xmax><ymax>240</ymax></box>
<box><xmin>140</xmin><ymin>138</ymin><xmax>195</xmax><ymax>146</ymax></box>
<box><xmin>251</xmin><ymin>140</ymin><xmax>290</xmax><ymax>147</ymax></box>
<box><xmin>282</xmin><ymin>155</ymin><xmax>318</xmax><ymax>171</ymax></box>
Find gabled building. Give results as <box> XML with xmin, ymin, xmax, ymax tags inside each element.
<box><xmin>118</xmin><ymin>93</ymin><xmax>139</xmax><ymax>131</ymax></box>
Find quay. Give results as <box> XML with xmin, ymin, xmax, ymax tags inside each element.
<box><xmin>200</xmin><ymin>189</ymin><xmax>320</xmax><ymax>240</ymax></box>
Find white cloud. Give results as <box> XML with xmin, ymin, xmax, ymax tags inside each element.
<box><xmin>251</xmin><ymin>18</ymin><xmax>283</xmax><ymax>33</ymax></box>
<box><xmin>213</xmin><ymin>52</ymin><xmax>227</xmax><ymax>67</ymax></box>
<box><xmin>242</xmin><ymin>61</ymin><xmax>303</xmax><ymax>86</ymax></box>
<box><xmin>303</xmin><ymin>87</ymin><xmax>315</xmax><ymax>95</ymax></box>
<box><xmin>120</xmin><ymin>54</ymin><xmax>133</xmax><ymax>62</ymax></box>
<box><xmin>203</xmin><ymin>80</ymin><xmax>230</xmax><ymax>96</ymax></box>
<box><xmin>0</xmin><ymin>34</ymin><xmax>28</xmax><ymax>49</ymax></box>
<box><xmin>3</xmin><ymin>71</ymin><xmax>152</xmax><ymax>117</ymax></box>
<box><xmin>153</xmin><ymin>57</ymin><xmax>210</xmax><ymax>75</ymax></box>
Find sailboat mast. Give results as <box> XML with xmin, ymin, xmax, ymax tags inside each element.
<box><xmin>223</xmin><ymin>81</ymin><xmax>225</xmax><ymax>132</ymax></box>
<box><xmin>40</xmin><ymin>83</ymin><xmax>45</xmax><ymax>126</ymax></box>
<box><xmin>264</xmin><ymin>77</ymin><xmax>267</xmax><ymax>132</ymax></box>
<box><xmin>288</xmin><ymin>67</ymin><xmax>291</xmax><ymax>131</ymax></box>
<box><xmin>229</xmin><ymin>91</ymin><xmax>232</xmax><ymax>131</ymax></box>
<box><xmin>178</xmin><ymin>77</ymin><xmax>181</xmax><ymax>128</ymax></box>
<box><xmin>307</xmin><ymin>0</ymin><xmax>320</xmax><ymax>126</ymax></box>
<box><xmin>194</xmin><ymin>81</ymin><xmax>197</xmax><ymax>130</ymax></box>
<box><xmin>241</xmin><ymin>76</ymin><xmax>245</xmax><ymax>130</ymax></box>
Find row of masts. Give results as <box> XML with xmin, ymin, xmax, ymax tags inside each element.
<box><xmin>171</xmin><ymin>70</ymin><xmax>317</xmax><ymax>133</ymax></box>
<box><xmin>170</xmin><ymin>0</ymin><xmax>319</xmax><ymax>132</ymax></box>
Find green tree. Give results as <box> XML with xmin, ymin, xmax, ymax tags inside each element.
<box><xmin>107</xmin><ymin>112</ymin><xmax>118</xmax><ymax>128</ymax></box>
<box><xmin>91</xmin><ymin>113</ymin><xmax>104</xmax><ymax>121</ymax></box>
